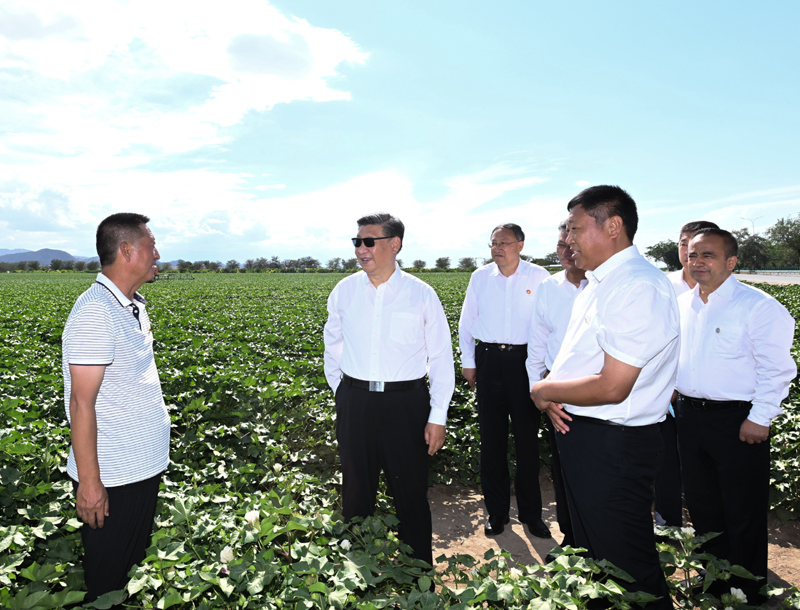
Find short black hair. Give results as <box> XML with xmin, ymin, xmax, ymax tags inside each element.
<box><xmin>679</xmin><ymin>220</ymin><xmax>719</xmax><ymax>238</ymax></box>
<box><xmin>491</xmin><ymin>223</ymin><xmax>525</xmax><ymax>242</ymax></box>
<box><xmin>357</xmin><ymin>213</ymin><xmax>405</xmax><ymax>253</ymax></box>
<box><xmin>567</xmin><ymin>185</ymin><xmax>638</xmax><ymax>242</ymax></box>
<box><xmin>691</xmin><ymin>227</ymin><xmax>738</xmax><ymax>258</ymax></box>
<box><xmin>96</xmin><ymin>213</ymin><xmax>150</xmax><ymax>267</ymax></box>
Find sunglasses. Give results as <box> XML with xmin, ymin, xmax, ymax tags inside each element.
<box><xmin>352</xmin><ymin>236</ymin><xmax>394</xmax><ymax>248</ymax></box>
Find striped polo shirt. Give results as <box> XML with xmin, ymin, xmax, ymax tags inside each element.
<box><xmin>62</xmin><ymin>273</ymin><xmax>170</xmax><ymax>486</ymax></box>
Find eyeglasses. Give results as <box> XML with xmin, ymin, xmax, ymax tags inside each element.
<box><xmin>352</xmin><ymin>236</ymin><xmax>394</xmax><ymax>248</ymax></box>
<box><xmin>488</xmin><ymin>240</ymin><xmax>519</xmax><ymax>249</ymax></box>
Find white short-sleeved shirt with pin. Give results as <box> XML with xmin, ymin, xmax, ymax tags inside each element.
<box><xmin>323</xmin><ymin>266</ymin><xmax>455</xmax><ymax>426</ymax></box>
<box><xmin>458</xmin><ymin>260</ymin><xmax>551</xmax><ymax>369</ymax></box>
<box><xmin>549</xmin><ymin>246</ymin><xmax>680</xmax><ymax>426</ymax></box>
<box><xmin>676</xmin><ymin>275</ymin><xmax>796</xmax><ymax>426</ymax></box>
<box><xmin>62</xmin><ymin>273</ymin><xmax>170</xmax><ymax>487</ymax></box>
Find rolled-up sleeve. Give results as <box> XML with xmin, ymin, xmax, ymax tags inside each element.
<box><xmin>458</xmin><ymin>276</ymin><xmax>479</xmax><ymax>369</ymax></box>
<box><xmin>323</xmin><ymin>288</ymin><xmax>344</xmax><ymax>393</ymax></box>
<box><xmin>425</xmin><ymin>290</ymin><xmax>456</xmax><ymax>425</ymax></box>
<box><xmin>748</xmin><ymin>298</ymin><xmax>797</xmax><ymax>426</ymax></box>
<box><xmin>526</xmin><ymin>289</ymin><xmax>549</xmax><ymax>390</ymax></box>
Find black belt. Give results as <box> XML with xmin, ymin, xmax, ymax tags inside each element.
<box><xmin>569</xmin><ymin>412</ymin><xmax>659</xmax><ymax>431</ymax></box>
<box><xmin>677</xmin><ymin>393</ymin><xmax>751</xmax><ymax>411</ymax></box>
<box><xmin>481</xmin><ymin>342</ymin><xmax>527</xmax><ymax>352</ymax></box>
<box><xmin>341</xmin><ymin>373</ymin><xmax>427</xmax><ymax>393</ymax></box>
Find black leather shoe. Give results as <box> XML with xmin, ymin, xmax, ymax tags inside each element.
<box><xmin>484</xmin><ymin>515</ymin><xmax>510</xmax><ymax>536</ymax></box>
<box><xmin>520</xmin><ymin>517</ymin><xmax>551</xmax><ymax>538</ymax></box>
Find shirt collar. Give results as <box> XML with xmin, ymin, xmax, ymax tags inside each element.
<box><xmin>689</xmin><ymin>273</ymin><xmax>737</xmax><ymax>301</ymax></box>
<box><xmin>712</xmin><ymin>274</ymin><xmax>737</xmax><ymax>299</ymax></box>
<box><xmin>95</xmin><ymin>273</ymin><xmax>146</xmax><ymax>307</ymax></box>
<box><xmin>489</xmin><ymin>260</ymin><xmax>526</xmax><ymax>278</ymax></box>
<box><xmin>360</xmin><ymin>264</ymin><xmax>402</xmax><ymax>291</ymax></box>
<box><xmin>586</xmin><ymin>245</ymin><xmax>640</xmax><ymax>284</ymax></box>
<box><xmin>556</xmin><ymin>269</ymin><xmax>588</xmax><ymax>289</ymax></box>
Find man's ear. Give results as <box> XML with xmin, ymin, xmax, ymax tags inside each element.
<box><xmin>119</xmin><ymin>241</ymin><xmax>133</xmax><ymax>262</ymax></box>
<box><xmin>726</xmin><ymin>255</ymin><xmax>738</xmax><ymax>272</ymax></box>
<box><xmin>606</xmin><ymin>215</ymin><xmax>623</xmax><ymax>239</ymax></box>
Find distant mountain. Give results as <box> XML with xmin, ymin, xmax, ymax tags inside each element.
<box><xmin>0</xmin><ymin>248</ymin><xmax>31</xmax><ymax>256</ymax></box>
<box><xmin>0</xmin><ymin>248</ymin><xmax>98</xmax><ymax>265</ymax></box>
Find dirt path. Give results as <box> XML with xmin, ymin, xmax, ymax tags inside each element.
<box><xmin>430</xmin><ymin>473</ymin><xmax>800</xmax><ymax>591</ymax></box>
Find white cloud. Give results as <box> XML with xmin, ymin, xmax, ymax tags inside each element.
<box><xmin>575</xmin><ymin>180</ymin><xmax>590</xmax><ymax>187</ymax></box>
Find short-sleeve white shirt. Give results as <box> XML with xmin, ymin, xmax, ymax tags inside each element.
<box><xmin>458</xmin><ymin>260</ymin><xmax>551</xmax><ymax>368</ymax></box>
<box><xmin>676</xmin><ymin>275</ymin><xmax>796</xmax><ymax>426</ymax></box>
<box><xmin>62</xmin><ymin>273</ymin><xmax>170</xmax><ymax>487</ymax></box>
<box><xmin>549</xmin><ymin>246</ymin><xmax>680</xmax><ymax>426</ymax></box>
<box><xmin>323</xmin><ymin>267</ymin><xmax>455</xmax><ymax>426</ymax></box>
<box><xmin>526</xmin><ymin>270</ymin><xmax>587</xmax><ymax>390</ymax></box>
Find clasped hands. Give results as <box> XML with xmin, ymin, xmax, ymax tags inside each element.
<box><xmin>530</xmin><ymin>378</ymin><xmax>572</xmax><ymax>434</ymax></box>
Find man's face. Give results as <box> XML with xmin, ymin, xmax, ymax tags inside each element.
<box><xmin>355</xmin><ymin>224</ymin><xmax>398</xmax><ymax>277</ymax></box>
<box><xmin>490</xmin><ymin>228</ymin><xmax>523</xmax><ymax>267</ymax></box>
<box><xmin>688</xmin><ymin>234</ymin><xmax>737</xmax><ymax>292</ymax></box>
<box><xmin>131</xmin><ymin>225</ymin><xmax>160</xmax><ymax>284</ymax></box>
<box><xmin>678</xmin><ymin>231</ymin><xmax>694</xmax><ymax>270</ymax></box>
<box><xmin>566</xmin><ymin>205</ymin><xmax>610</xmax><ymax>271</ymax></box>
<box><xmin>556</xmin><ymin>230</ymin><xmax>577</xmax><ymax>271</ymax></box>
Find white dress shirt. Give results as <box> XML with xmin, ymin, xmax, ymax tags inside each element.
<box><xmin>458</xmin><ymin>260</ymin><xmax>551</xmax><ymax>368</ymax></box>
<box><xmin>323</xmin><ymin>266</ymin><xmax>455</xmax><ymax>426</ymax></box>
<box><xmin>676</xmin><ymin>275</ymin><xmax>796</xmax><ymax>426</ymax></box>
<box><xmin>526</xmin><ymin>270</ymin><xmax>587</xmax><ymax>390</ymax></box>
<box><xmin>667</xmin><ymin>269</ymin><xmax>691</xmax><ymax>297</ymax></box>
<box><xmin>549</xmin><ymin>246</ymin><xmax>680</xmax><ymax>426</ymax></box>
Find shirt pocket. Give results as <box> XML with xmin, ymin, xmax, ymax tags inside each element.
<box><xmin>713</xmin><ymin>322</ymin><xmax>744</xmax><ymax>354</ymax></box>
<box><xmin>390</xmin><ymin>312</ymin><xmax>421</xmax><ymax>345</ymax></box>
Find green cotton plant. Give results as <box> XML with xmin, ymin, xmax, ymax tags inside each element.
<box><xmin>652</xmin><ymin>525</ymin><xmax>800</xmax><ymax>610</ymax></box>
<box><xmin>1</xmin><ymin>273</ymin><xmax>799</xmax><ymax>609</ymax></box>
<box><xmin>436</xmin><ymin>547</ymin><xmax>661</xmax><ymax>610</ymax></box>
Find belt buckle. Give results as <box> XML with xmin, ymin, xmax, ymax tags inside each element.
<box><xmin>369</xmin><ymin>381</ymin><xmax>384</xmax><ymax>392</ymax></box>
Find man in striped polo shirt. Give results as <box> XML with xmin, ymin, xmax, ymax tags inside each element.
<box><xmin>62</xmin><ymin>213</ymin><xmax>169</xmax><ymax>604</ymax></box>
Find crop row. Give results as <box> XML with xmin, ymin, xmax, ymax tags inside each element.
<box><xmin>0</xmin><ymin>272</ymin><xmax>798</xmax><ymax>609</ymax></box>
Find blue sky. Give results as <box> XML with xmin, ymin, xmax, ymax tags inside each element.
<box><xmin>1</xmin><ymin>0</ymin><xmax>798</xmax><ymax>266</ymax></box>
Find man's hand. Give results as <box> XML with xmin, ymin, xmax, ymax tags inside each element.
<box><xmin>76</xmin><ymin>478</ymin><xmax>109</xmax><ymax>529</ymax></box>
<box><xmin>461</xmin><ymin>368</ymin><xmax>476</xmax><ymax>390</ymax></box>
<box><xmin>531</xmin><ymin>379</ymin><xmax>572</xmax><ymax>433</ymax></box>
<box><xmin>739</xmin><ymin>418</ymin><xmax>769</xmax><ymax>444</ymax></box>
<box><xmin>425</xmin><ymin>423</ymin><xmax>446</xmax><ymax>455</ymax></box>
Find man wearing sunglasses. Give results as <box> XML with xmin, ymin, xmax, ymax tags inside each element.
<box><xmin>458</xmin><ymin>223</ymin><xmax>551</xmax><ymax>538</ymax></box>
<box><xmin>323</xmin><ymin>213</ymin><xmax>455</xmax><ymax>566</ymax></box>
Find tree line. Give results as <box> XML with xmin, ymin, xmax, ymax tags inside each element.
<box><xmin>0</xmin><ymin>259</ymin><xmax>101</xmax><ymax>272</ymax></box>
<box><xmin>645</xmin><ymin>213</ymin><xmax>800</xmax><ymax>271</ymax></box>
<box><xmin>1</xmin><ymin>252</ymin><xmax>562</xmax><ymax>274</ymax></box>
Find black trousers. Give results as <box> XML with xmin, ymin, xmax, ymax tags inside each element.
<box><xmin>558</xmin><ymin>416</ymin><xmax>671</xmax><ymax>609</ymax></box>
<box><xmin>675</xmin><ymin>396</ymin><xmax>769</xmax><ymax>602</ymax></box>
<box><xmin>475</xmin><ymin>343</ymin><xmax>542</xmax><ymax>522</ymax></box>
<box><xmin>654</xmin><ymin>412</ymin><xmax>683</xmax><ymax>526</ymax></box>
<box><xmin>548</xmin><ymin>420</ymin><xmax>574</xmax><ymax>546</ymax></box>
<box><xmin>335</xmin><ymin>382</ymin><xmax>433</xmax><ymax>565</ymax></box>
<box><xmin>73</xmin><ymin>473</ymin><xmax>161</xmax><ymax>605</ymax></box>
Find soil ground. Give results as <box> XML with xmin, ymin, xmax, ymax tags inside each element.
<box><xmin>430</xmin><ymin>473</ymin><xmax>800</xmax><ymax>597</ymax></box>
